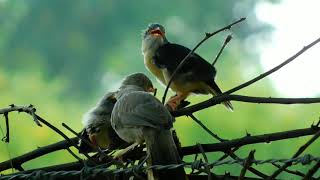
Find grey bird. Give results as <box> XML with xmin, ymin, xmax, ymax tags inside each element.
<box><xmin>142</xmin><ymin>23</ymin><xmax>233</xmax><ymax>111</ymax></box>
<box><xmin>79</xmin><ymin>73</ymin><xmax>155</xmax><ymax>153</ymax></box>
<box><xmin>111</xmin><ymin>80</ymin><xmax>186</xmax><ymax>179</ymax></box>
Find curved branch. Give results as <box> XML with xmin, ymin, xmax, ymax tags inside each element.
<box><xmin>180</xmin><ymin>126</ymin><xmax>320</xmax><ymax>156</ymax></box>
<box><xmin>173</xmin><ymin>95</ymin><xmax>320</xmax><ymax>117</ymax></box>
<box><xmin>0</xmin><ymin>138</ymin><xmax>77</xmax><ymax>171</ymax></box>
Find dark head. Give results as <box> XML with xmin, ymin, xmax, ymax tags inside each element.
<box><xmin>142</xmin><ymin>23</ymin><xmax>168</xmax><ymax>53</ymax></box>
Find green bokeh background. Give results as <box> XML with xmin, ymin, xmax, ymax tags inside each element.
<box><xmin>0</xmin><ymin>0</ymin><xmax>319</xmax><ymax>178</ymax></box>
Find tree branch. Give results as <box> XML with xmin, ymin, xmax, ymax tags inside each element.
<box><xmin>173</xmin><ymin>95</ymin><xmax>320</xmax><ymax>117</ymax></box>
<box><xmin>303</xmin><ymin>160</ymin><xmax>320</xmax><ymax>180</ymax></box>
<box><xmin>212</xmin><ymin>34</ymin><xmax>232</xmax><ymax>66</ymax></box>
<box><xmin>0</xmin><ymin>137</ymin><xmax>78</xmax><ymax>171</ymax></box>
<box><xmin>181</xmin><ymin>126</ymin><xmax>320</xmax><ymax>156</ymax></box>
<box><xmin>268</xmin><ymin>128</ymin><xmax>320</xmax><ymax>179</ymax></box>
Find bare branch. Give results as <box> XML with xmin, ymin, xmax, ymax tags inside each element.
<box><xmin>161</xmin><ymin>17</ymin><xmax>246</xmax><ymax>104</ymax></box>
<box><xmin>0</xmin><ymin>104</ymin><xmax>41</xmax><ymax>126</ymax></box>
<box><xmin>239</xmin><ymin>150</ymin><xmax>255</xmax><ymax>180</ymax></box>
<box><xmin>188</xmin><ymin>114</ymin><xmax>267</xmax><ymax>178</ymax></box>
<box><xmin>268</xmin><ymin>129</ymin><xmax>320</xmax><ymax>179</ymax></box>
<box><xmin>181</xmin><ymin>126</ymin><xmax>320</xmax><ymax>156</ymax></box>
<box><xmin>0</xmin><ymin>138</ymin><xmax>77</xmax><ymax>171</ymax></box>
<box><xmin>303</xmin><ymin>160</ymin><xmax>320</xmax><ymax>180</ymax></box>
<box><xmin>173</xmin><ymin>36</ymin><xmax>320</xmax><ymax>116</ymax></box>
<box><xmin>271</xmin><ymin>163</ymin><xmax>306</xmax><ymax>178</ymax></box>
<box><xmin>173</xmin><ymin>95</ymin><xmax>320</xmax><ymax>117</ymax></box>
<box><xmin>189</xmin><ymin>114</ymin><xmax>227</xmax><ymax>142</ymax></box>
<box><xmin>212</xmin><ymin>34</ymin><xmax>232</xmax><ymax>66</ymax></box>
<box><xmin>2</xmin><ymin>113</ymin><xmax>9</xmax><ymax>143</ymax></box>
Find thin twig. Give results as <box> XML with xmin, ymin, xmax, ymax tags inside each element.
<box><xmin>271</xmin><ymin>163</ymin><xmax>305</xmax><ymax>177</ymax></box>
<box><xmin>65</xmin><ymin>148</ymin><xmax>83</xmax><ymax>162</ymax></box>
<box><xmin>189</xmin><ymin>114</ymin><xmax>227</xmax><ymax>142</ymax></box>
<box><xmin>239</xmin><ymin>150</ymin><xmax>255</xmax><ymax>180</ymax></box>
<box><xmin>2</xmin><ymin>113</ymin><xmax>9</xmax><ymax>143</ymax></box>
<box><xmin>181</xmin><ymin>126</ymin><xmax>320</xmax><ymax>156</ymax></box>
<box><xmin>212</xmin><ymin>34</ymin><xmax>232</xmax><ymax>66</ymax></box>
<box><xmin>161</xmin><ymin>17</ymin><xmax>246</xmax><ymax>104</ymax></box>
<box><xmin>173</xmin><ymin>36</ymin><xmax>320</xmax><ymax>116</ymax></box>
<box><xmin>268</xmin><ymin>129</ymin><xmax>320</xmax><ymax>179</ymax></box>
<box><xmin>0</xmin><ymin>104</ymin><xmax>41</xmax><ymax>126</ymax></box>
<box><xmin>61</xmin><ymin>123</ymin><xmax>94</xmax><ymax>151</ymax></box>
<box><xmin>197</xmin><ymin>143</ymin><xmax>211</xmax><ymax>180</ymax></box>
<box><xmin>189</xmin><ymin>114</ymin><xmax>267</xmax><ymax>178</ymax></box>
<box><xmin>303</xmin><ymin>160</ymin><xmax>320</xmax><ymax>180</ymax></box>
<box><xmin>62</xmin><ymin>123</ymin><xmax>108</xmax><ymax>159</ymax></box>
<box><xmin>33</xmin><ymin>114</ymin><xmax>92</xmax><ymax>160</ymax></box>
<box><xmin>0</xmin><ymin>137</ymin><xmax>78</xmax><ymax>171</ymax></box>
<box><xmin>218</xmin><ymin>147</ymin><xmax>240</xmax><ymax>161</ymax></box>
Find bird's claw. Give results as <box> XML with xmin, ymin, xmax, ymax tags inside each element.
<box><xmin>165</xmin><ymin>101</ymin><xmax>179</xmax><ymax>111</ymax></box>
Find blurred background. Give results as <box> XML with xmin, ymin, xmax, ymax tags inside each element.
<box><xmin>0</xmin><ymin>0</ymin><xmax>319</xmax><ymax>178</ymax></box>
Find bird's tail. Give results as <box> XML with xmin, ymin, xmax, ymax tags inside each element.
<box><xmin>206</xmin><ymin>81</ymin><xmax>234</xmax><ymax>111</ymax></box>
<box><xmin>143</xmin><ymin>128</ymin><xmax>186</xmax><ymax>180</ymax></box>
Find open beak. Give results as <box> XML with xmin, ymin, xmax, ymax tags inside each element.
<box><xmin>150</xmin><ymin>28</ymin><xmax>164</xmax><ymax>37</ymax></box>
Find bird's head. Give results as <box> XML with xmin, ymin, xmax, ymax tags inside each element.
<box><xmin>117</xmin><ymin>73</ymin><xmax>156</xmax><ymax>99</ymax></box>
<box><xmin>142</xmin><ymin>23</ymin><xmax>168</xmax><ymax>53</ymax></box>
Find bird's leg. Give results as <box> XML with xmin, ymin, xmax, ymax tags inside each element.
<box><xmin>113</xmin><ymin>142</ymin><xmax>139</xmax><ymax>160</ymax></box>
<box><xmin>166</xmin><ymin>93</ymin><xmax>189</xmax><ymax>111</ymax></box>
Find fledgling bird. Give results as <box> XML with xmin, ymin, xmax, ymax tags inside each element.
<box><xmin>79</xmin><ymin>73</ymin><xmax>155</xmax><ymax>153</ymax></box>
<box><xmin>111</xmin><ymin>79</ymin><xmax>186</xmax><ymax>179</ymax></box>
<box><xmin>142</xmin><ymin>23</ymin><xmax>233</xmax><ymax>111</ymax></box>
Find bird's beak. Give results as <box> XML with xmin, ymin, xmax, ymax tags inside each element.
<box><xmin>89</xmin><ymin>134</ymin><xmax>98</xmax><ymax>147</ymax></box>
<box><xmin>150</xmin><ymin>28</ymin><xmax>164</xmax><ymax>37</ymax></box>
<box><xmin>147</xmin><ymin>87</ymin><xmax>157</xmax><ymax>96</ymax></box>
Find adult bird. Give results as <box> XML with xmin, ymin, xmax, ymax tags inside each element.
<box><xmin>79</xmin><ymin>73</ymin><xmax>155</xmax><ymax>153</ymax></box>
<box><xmin>111</xmin><ymin>77</ymin><xmax>186</xmax><ymax>180</ymax></box>
<box><xmin>142</xmin><ymin>23</ymin><xmax>233</xmax><ymax>111</ymax></box>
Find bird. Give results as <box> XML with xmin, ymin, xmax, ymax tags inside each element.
<box><xmin>142</xmin><ymin>23</ymin><xmax>233</xmax><ymax>111</ymax></box>
<box><xmin>79</xmin><ymin>72</ymin><xmax>155</xmax><ymax>153</ymax></box>
<box><xmin>111</xmin><ymin>76</ymin><xmax>186</xmax><ymax>179</ymax></box>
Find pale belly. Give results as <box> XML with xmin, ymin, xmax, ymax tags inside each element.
<box><xmin>144</xmin><ymin>55</ymin><xmax>166</xmax><ymax>85</ymax></box>
<box><xmin>162</xmin><ymin>69</ymin><xmax>210</xmax><ymax>95</ymax></box>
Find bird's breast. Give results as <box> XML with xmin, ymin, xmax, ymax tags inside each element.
<box><xmin>144</xmin><ymin>53</ymin><xmax>166</xmax><ymax>85</ymax></box>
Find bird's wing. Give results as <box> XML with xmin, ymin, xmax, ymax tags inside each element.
<box><xmin>154</xmin><ymin>43</ymin><xmax>216</xmax><ymax>82</ymax></box>
<box><xmin>83</xmin><ymin>91</ymin><xmax>116</xmax><ymax>133</ymax></box>
<box><xmin>116</xmin><ymin>93</ymin><xmax>174</xmax><ymax>130</ymax></box>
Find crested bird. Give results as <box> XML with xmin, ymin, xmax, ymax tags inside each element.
<box><xmin>79</xmin><ymin>73</ymin><xmax>155</xmax><ymax>153</ymax></box>
<box><xmin>111</xmin><ymin>76</ymin><xmax>186</xmax><ymax>179</ymax></box>
<box><xmin>142</xmin><ymin>23</ymin><xmax>233</xmax><ymax>111</ymax></box>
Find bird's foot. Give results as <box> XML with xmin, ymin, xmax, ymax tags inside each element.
<box><xmin>165</xmin><ymin>100</ymin><xmax>179</xmax><ymax>111</ymax></box>
<box><xmin>177</xmin><ymin>100</ymin><xmax>190</xmax><ymax>109</ymax></box>
<box><xmin>113</xmin><ymin>142</ymin><xmax>139</xmax><ymax>161</ymax></box>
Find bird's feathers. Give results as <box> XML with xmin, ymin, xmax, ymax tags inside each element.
<box><xmin>153</xmin><ymin>43</ymin><xmax>216</xmax><ymax>83</ymax></box>
<box><xmin>206</xmin><ymin>80</ymin><xmax>234</xmax><ymax>111</ymax></box>
<box><xmin>112</xmin><ymin>91</ymin><xmax>174</xmax><ymax>130</ymax></box>
<box><xmin>143</xmin><ymin>128</ymin><xmax>185</xmax><ymax>179</ymax></box>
